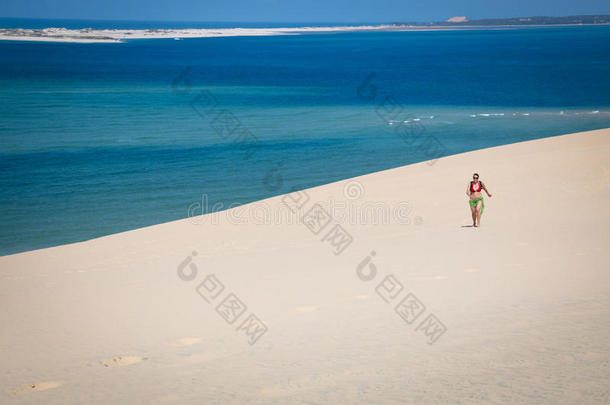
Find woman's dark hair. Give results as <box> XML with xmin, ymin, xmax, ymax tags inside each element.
<box><xmin>473</xmin><ymin>173</ymin><xmax>479</xmax><ymax>178</ymax></box>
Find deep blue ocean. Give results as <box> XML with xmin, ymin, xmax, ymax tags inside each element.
<box><xmin>1</xmin><ymin>19</ymin><xmax>610</xmax><ymax>255</ymax></box>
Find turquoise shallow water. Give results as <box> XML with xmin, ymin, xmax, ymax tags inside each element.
<box><xmin>1</xmin><ymin>23</ymin><xmax>610</xmax><ymax>255</ymax></box>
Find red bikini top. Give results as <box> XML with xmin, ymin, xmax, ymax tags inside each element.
<box><xmin>470</xmin><ymin>181</ymin><xmax>482</xmax><ymax>192</ymax></box>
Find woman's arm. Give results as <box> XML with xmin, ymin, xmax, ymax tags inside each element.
<box><xmin>481</xmin><ymin>182</ymin><xmax>492</xmax><ymax>197</ymax></box>
<box><xmin>466</xmin><ymin>183</ymin><xmax>471</xmax><ymax>197</ymax></box>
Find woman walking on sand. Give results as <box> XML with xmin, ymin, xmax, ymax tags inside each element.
<box><xmin>467</xmin><ymin>173</ymin><xmax>492</xmax><ymax>227</ymax></box>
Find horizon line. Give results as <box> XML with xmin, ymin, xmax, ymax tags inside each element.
<box><xmin>1</xmin><ymin>13</ymin><xmax>610</xmax><ymax>25</ymax></box>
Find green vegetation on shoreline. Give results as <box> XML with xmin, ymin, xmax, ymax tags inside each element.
<box><xmin>392</xmin><ymin>14</ymin><xmax>610</xmax><ymax>27</ymax></box>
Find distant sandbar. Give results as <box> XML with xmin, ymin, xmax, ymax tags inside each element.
<box><xmin>1</xmin><ymin>23</ymin><xmax>603</xmax><ymax>43</ymax></box>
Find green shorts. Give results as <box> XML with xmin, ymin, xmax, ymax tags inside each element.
<box><xmin>469</xmin><ymin>197</ymin><xmax>484</xmax><ymax>213</ymax></box>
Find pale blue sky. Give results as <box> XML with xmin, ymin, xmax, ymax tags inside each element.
<box><xmin>2</xmin><ymin>0</ymin><xmax>609</xmax><ymax>22</ymax></box>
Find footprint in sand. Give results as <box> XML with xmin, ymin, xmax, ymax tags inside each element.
<box><xmin>295</xmin><ymin>306</ymin><xmax>317</xmax><ymax>313</ymax></box>
<box><xmin>13</xmin><ymin>381</ymin><xmax>62</xmax><ymax>395</ymax></box>
<box><xmin>172</xmin><ymin>337</ymin><xmax>201</xmax><ymax>347</ymax></box>
<box><xmin>101</xmin><ymin>356</ymin><xmax>147</xmax><ymax>368</ymax></box>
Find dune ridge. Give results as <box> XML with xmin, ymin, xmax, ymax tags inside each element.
<box><xmin>1</xmin><ymin>128</ymin><xmax>609</xmax><ymax>403</ymax></box>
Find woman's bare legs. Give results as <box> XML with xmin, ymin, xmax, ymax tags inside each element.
<box><xmin>470</xmin><ymin>204</ymin><xmax>477</xmax><ymax>226</ymax></box>
<box><xmin>475</xmin><ymin>201</ymin><xmax>483</xmax><ymax>227</ymax></box>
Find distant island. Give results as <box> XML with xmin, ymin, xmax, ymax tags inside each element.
<box><xmin>1</xmin><ymin>15</ymin><xmax>609</xmax><ymax>43</ymax></box>
<box><xmin>393</xmin><ymin>14</ymin><xmax>610</xmax><ymax>26</ymax></box>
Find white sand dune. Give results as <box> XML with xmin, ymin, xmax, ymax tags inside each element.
<box><xmin>1</xmin><ymin>128</ymin><xmax>609</xmax><ymax>403</ymax></box>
